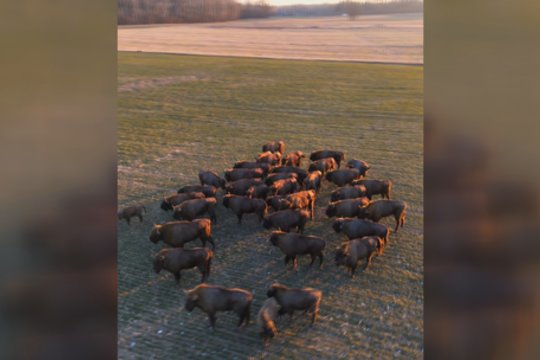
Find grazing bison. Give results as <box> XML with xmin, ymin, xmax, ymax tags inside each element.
<box><xmin>305</xmin><ymin>171</ymin><xmax>323</xmax><ymax>193</ymax></box>
<box><xmin>308</xmin><ymin>157</ymin><xmax>337</xmax><ymax>174</ymax></box>
<box><xmin>118</xmin><ymin>205</ymin><xmax>146</xmax><ymax>224</ymax></box>
<box><xmin>225</xmin><ymin>178</ymin><xmax>263</xmax><ymax>196</ymax></box>
<box><xmin>161</xmin><ymin>192</ymin><xmax>206</xmax><ymax>211</ymax></box>
<box><xmin>234</xmin><ymin>161</ymin><xmax>270</xmax><ymax>174</ymax></box>
<box><xmin>257</xmin><ymin>298</ymin><xmax>280</xmax><ymax>344</ymax></box>
<box><xmin>286</xmin><ymin>190</ymin><xmax>316</xmax><ymax>219</ymax></box>
<box><xmin>224</xmin><ymin>168</ymin><xmax>264</xmax><ymax>182</ymax></box>
<box><xmin>198</xmin><ymin>171</ymin><xmax>226</xmax><ymax>189</ymax></box>
<box><xmin>270</xmin><ymin>166</ymin><xmax>308</xmax><ymax>184</ymax></box>
<box><xmin>178</xmin><ymin>185</ymin><xmax>217</xmax><ymax>198</ymax></box>
<box><xmin>262</xmin><ymin>140</ymin><xmax>285</xmax><ymax>154</ymax></box>
<box><xmin>332</xmin><ymin>218</ymin><xmax>390</xmax><ymax>245</ymax></box>
<box><xmin>153</xmin><ymin>247</ymin><xmax>213</xmax><ymax>284</ymax></box>
<box><xmin>351</xmin><ymin>179</ymin><xmax>392</xmax><ymax>199</ymax></box>
<box><xmin>335</xmin><ymin>236</ymin><xmax>384</xmax><ymax>277</ymax></box>
<box><xmin>326</xmin><ymin>197</ymin><xmax>370</xmax><ymax>218</ymax></box>
<box><xmin>173</xmin><ymin>198</ymin><xmax>217</xmax><ymax>223</ymax></box>
<box><xmin>265</xmin><ymin>172</ymin><xmax>298</xmax><ymax>186</ymax></box>
<box><xmin>184</xmin><ymin>284</ymin><xmax>252</xmax><ymax>330</ymax></box>
<box><xmin>269</xmin><ymin>231</ymin><xmax>325</xmax><ymax>270</ymax></box>
<box><xmin>357</xmin><ymin>200</ymin><xmax>407</xmax><ymax>232</ymax></box>
<box><xmin>257</xmin><ymin>151</ymin><xmax>282</xmax><ymax>166</ymax></box>
<box><xmin>266</xmin><ymin>195</ymin><xmax>291</xmax><ymax>212</ymax></box>
<box><xmin>330</xmin><ymin>185</ymin><xmax>368</xmax><ymax>202</ymax></box>
<box><xmin>346</xmin><ymin>159</ymin><xmax>371</xmax><ymax>177</ymax></box>
<box><xmin>263</xmin><ymin>209</ymin><xmax>310</xmax><ymax>233</ymax></box>
<box><xmin>283</xmin><ymin>151</ymin><xmax>305</xmax><ymax>167</ymax></box>
<box><xmin>270</xmin><ymin>178</ymin><xmax>300</xmax><ymax>196</ymax></box>
<box><xmin>310</xmin><ymin>150</ymin><xmax>345</xmax><ymax>168</ymax></box>
<box><xmin>149</xmin><ymin>219</ymin><xmax>215</xmax><ymax>249</ymax></box>
<box><xmin>222</xmin><ymin>194</ymin><xmax>268</xmax><ymax>224</ymax></box>
<box><xmin>246</xmin><ymin>183</ymin><xmax>270</xmax><ymax>199</ymax></box>
<box><xmin>325</xmin><ymin>169</ymin><xmax>362</xmax><ymax>187</ymax></box>
<box><xmin>266</xmin><ymin>283</ymin><xmax>322</xmax><ymax>324</ymax></box>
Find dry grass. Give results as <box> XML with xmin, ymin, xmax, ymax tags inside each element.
<box><xmin>118</xmin><ymin>13</ymin><xmax>423</xmax><ymax>64</ymax></box>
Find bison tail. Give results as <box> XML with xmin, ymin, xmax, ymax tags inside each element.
<box><xmin>387</xmin><ymin>180</ymin><xmax>393</xmax><ymax>199</ymax></box>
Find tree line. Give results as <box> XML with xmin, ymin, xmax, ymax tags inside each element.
<box><xmin>277</xmin><ymin>0</ymin><xmax>422</xmax><ymax>18</ymax></box>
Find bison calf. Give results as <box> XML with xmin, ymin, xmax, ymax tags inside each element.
<box><xmin>223</xmin><ymin>194</ymin><xmax>268</xmax><ymax>224</ymax></box>
<box><xmin>267</xmin><ymin>283</ymin><xmax>322</xmax><ymax>325</ymax></box>
<box><xmin>357</xmin><ymin>200</ymin><xmax>407</xmax><ymax>232</ymax></box>
<box><xmin>150</xmin><ymin>219</ymin><xmax>215</xmax><ymax>248</ymax></box>
<box><xmin>199</xmin><ymin>171</ymin><xmax>226</xmax><ymax>189</ymax></box>
<box><xmin>184</xmin><ymin>284</ymin><xmax>253</xmax><ymax>329</ymax></box>
<box><xmin>173</xmin><ymin>198</ymin><xmax>217</xmax><ymax>223</ymax></box>
<box><xmin>269</xmin><ymin>231</ymin><xmax>325</xmax><ymax>270</ymax></box>
<box><xmin>257</xmin><ymin>298</ymin><xmax>280</xmax><ymax>344</ymax></box>
<box><xmin>118</xmin><ymin>205</ymin><xmax>146</xmax><ymax>224</ymax></box>
<box><xmin>335</xmin><ymin>236</ymin><xmax>384</xmax><ymax>277</ymax></box>
<box><xmin>263</xmin><ymin>209</ymin><xmax>310</xmax><ymax>233</ymax></box>
<box><xmin>326</xmin><ymin>197</ymin><xmax>369</xmax><ymax>218</ymax></box>
<box><xmin>153</xmin><ymin>247</ymin><xmax>213</xmax><ymax>284</ymax></box>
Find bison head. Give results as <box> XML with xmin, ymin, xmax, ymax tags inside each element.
<box><xmin>262</xmin><ymin>216</ymin><xmax>272</xmax><ymax>229</ymax></box>
<box><xmin>172</xmin><ymin>207</ymin><xmax>183</xmax><ymax>220</ymax></box>
<box><xmin>269</xmin><ymin>232</ymin><xmax>281</xmax><ymax>246</ymax></box>
<box><xmin>356</xmin><ymin>205</ymin><xmax>370</xmax><ymax>219</ymax></box>
<box><xmin>326</xmin><ymin>204</ymin><xmax>336</xmax><ymax>217</ymax></box>
<box><xmin>332</xmin><ymin>219</ymin><xmax>344</xmax><ymax>233</ymax></box>
<box><xmin>153</xmin><ymin>254</ymin><xmax>165</xmax><ymax>273</ymax></box>
<box><xmin>222</xmin><ymin>195</ymin><xmax>231</xmax><ymax>208</ymax></box>
<box><xmin>160</xmin><ymin>199</ymin><xmax>173</xmax><ymax>211</ymax></box>
<box><xmin>184</xmin><ymin>292</ymin><xmax>198</xmax><ymax>312</ymax></box>
<box><xmin>334</xmin><ymin>244</ymin><xmax>349</xmax><ymax>266</ymax></box>
<box><xmin>149</xmin><ymin>224</ymin><xmax>162</xmax><ymax>243</ymax></box>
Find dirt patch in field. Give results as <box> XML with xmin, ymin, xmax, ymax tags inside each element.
<box><xmin>119</xmin><ymin>75</ymin><xmax>208</xmax><ymax>92</ymax></box>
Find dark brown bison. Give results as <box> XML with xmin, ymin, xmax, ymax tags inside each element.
<box><xmin>330</xmin><ymin>185</ymin><xmax>368</xmax><ymax>202</ymax></box>
<box><xmin>266</xmin><ymin>195</ymin><xmax>292</xmax><ymax>212</ymax></box>
<box><xmin>357</xmin><ymin>200</ymin><xmax>407</xmax><ymax>232</ymax></box>
<box><xmin>346</xmin><ymin>159</ymin><xmax>371</xmax><ymax>177</ymax></box>
<box><xmin>325</xmin><ymin>169</ymin><xmax>362</xmax><ymax>187</ymax></box>
<box><xmin>286</xmin><ymin>190</ymin><xmax>316</xmax><ymax>219</ymax></box>
<box><xmin>246</xmin><ymin>183</ymin><xmax>270</xmax><ymax>199</ymax></box>
<box><xmin>222</xmin><ymin>194</ymin><xmax>268</xmax><ymax>224</ymax></box>
<box><xmin>262</xmin><ymin>140</ymin><xmax>285</xmax><ymax>154</ymax></box>
<box><xmin>149</xmin><ymin>219</ymin><xmax>215</xmax><ymax>249</ymax></box>
<box><xmin>351</xmin><ymin>179</ymin><xmax>392</xmax><ymax>199</ymax></box>
<box><xmin>332</xmin><ymin>218</ymin><xmax>390</xmax><ymax>244</ymax></box>
<box><xmin>310</xmin><ymin>150</ymin><xmax>345</xmax><ymax>168</ymax></box>
<box><xmin>266</xmin><ymin>283</ymin><xmax>322</xmax><ymax>324</ymax></box>
<box><xmin>224</xmin><ymin>168</ymin><xmax>264</xmax><ymax>182</ymax></box>
<box><xmin>153</xmin><ymin>247</ymin><xmax>213</xmax><ymax>284</ymax></box>
<box><xmin>265</xmin><ymin>172</ymin><xmax>298</xmax><ymax>186</ymax></box>
<box><xmin>270</xmin><ymin>166</ymin><xmax>308</xmax><ymax>184</ymax></box>
<box><xmin>257</xmin><ymin>151</ymin><xmax>282</xmax><ymax>166</ymax></box>
<box><xmin>178</xmin><ymin>185</ymin><xmax>217</xmax><ymax>198</ymax></box>
<box><xmin>334</xmin><ymin>236</ymin><xmax>384</xmax><ymax>277</ymax></box>
<box><xmin>233</xmin><ymin>161</ymin><xmax>271</xmax><ymax>174</ymax></box>
<box><xmin>263</xmin><ymin>209</ymin><xmax>310</xmax><ymax>233</ymax></box>
<box><xmin>308</xmin><ymin>157</ymin><xmax>337</xmax><ymax>174</ymax></box>
<box><xmin>283</xmin><ymin>151</ymin><xmax>305</xmax><ymax>167</ymax></box>
<box><xmin>161</xmin><ymin>192</ymin><xmax>206</xmax><ymax>211</ymax></box>
<box><xmin>270</xmin><ymin>178</ymin><xmax>300</xmax><ymax>196</ymax></box>
<box><xmin>325</xmin><ymin>197</ymin><xmax>370</xmax><ymax>218</ymax></box>
<box><xmin>198</xmin><ymin>171</ymin><xmax>226</xmax><ymax>189</ymax></box>
<box><xmin>118</xmin><ymin>205</ymin><xmax>146</xmax><ymax>224</ymax></box>
<box><xmin>257</xmin><ymin>298</ymin><xmax>280</xmax><ymax>344</ymax></box>
<box><xmin>173</xmin><ymin>198</ymin><xmax>217</xmax><ymax>223</ymax></box>
<box><xmin>304</xmin><ymin>171</ymin><xmax>323</xmax><ymax>193</ymax></box>
<box><xmin>225</xmin><ymin>178</ymin><xmax>263</xmax><ymax>196</ymax></box>
<box><xmin>184</xmin><ymin>284</ymin><xmax>253</xmax><ymax>329</ymax></box>
<box><xmin>269</xmin><ymin>231</ymin><xmax>325</xmax><ymax>270</ymax></box>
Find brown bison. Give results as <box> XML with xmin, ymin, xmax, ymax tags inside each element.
<box><xmin>330</xmin><ymin>185</ymin><xmax>368</xmax><ymax>202</ymax></box>
<box><xmin>263</xmin><ymin>209</ymin><xmax>310</xmax><ymax>233</ymax></box>
<box><xmin>286</xmin><ymin>190</ymin><xmax>316</xmax><ymax>219</ymax></box>
<box><xmin>225</xmin><ymin>178</ymin><xmax>263</xmax><ymax>196</ymax></box>
<box><xmin>153</xmin><ymin>247</ymin><xmax>213</xmax><ymax>284</ymax></box>
<box><xmin>224</xmin><ymin>168</ymin><xmax>264</xmax><ymax>182</ymax></box>
<box><xmin>269</xmin><ymin>231</ymin><xmax>326</xmax><ymax>270</ymax></box>
<box><xmin>346</xmin><ymin>159</ymin><xmax>371</xmax><ymax>177</ymax></box>
<box><xmin>326</xmin><ymin>197</ymin><xmax>370</xmax><ymax>218</ymax></box>
<box><xmin>161</xmin><ymin>192</ymin><xmax>206</xmax><ymax>211</ymax></box>
<box><xmin>334</xmin><ymin>236</ymin><xmax>384</xmax><ymax>277</ymax></box>
<box><xmin>173</xmin><ymin>198</ymin><xmax>217</xmax><ymax>223</ymax></box>
<box><xmin>266</xmin><ymin>283</ymin><xmax>322</xmax><ymax>324</ymax></box>
<box><xmin>257</xmin><ymin>298</ymin><xmax>280</xmax><ymax>344</ymax></box>
<box><xmin>178</xmin><ymin>185</ymin><xmax>217</xmax><ymax>198</ymax></box>
<box><xmin>325</xmin><ymin>169</ymin><xmax>362</xmax><ymax>187</ymax></box>
<box><xmin>270</xmin><ymin>178</ymin><xmax>300</xmax><ymax>196</ymax></box>
<box><xmin>310</xmin><ymin>150</ymin><xmax>345</xmax><ymax>168</ymax></box>
<box><xmin>233</xmin><ymin>161</ymin><xmax>271</xmax><ymax>174</ymax></box>
<box><xmin>262</xmin><ymin>140</ymin><xmax>285</xmax><ymax>154</ymax></box>
<box><xmin>332</xmin><ymin>218</ymin><xmax>390</xmax><ymax>245</ymax></box>
<box><xmin>304</xmin><ymin>171</ymin><xmax>323</xmax><ymax>193</ymax></box>
<box><xmin>266</xmin><ymin>195</ymin><xmax>292</xmax><ymax>212</ymax></box>
<box><xmin>357</xmin><ymin>200</ymin><xmax>407</xmax><ymax>232</ymax></box>
<box><xmin>222</xmin><ymin>194</ymin><xmax>268</xmax><ymax>224</ymax></box>
<box><xmin>246</xmin><ymin>183</ymin><xmax>270</xmax><ymax>199</ymax></box>
<box><xmin>308</xmin><ymin>157</ymin><xmax>337</xmax><ymax>174</ymax></box>
<box><xmin>351</xmin><ymin>179</ymin><xmax>392</xmax><ymax>199</ymax></box>
<box><xmin>198</xmin><ymin>171</ymin><xmax>226</xmax><ymax>189</ymax></box>
<box><xmin>270</xmin><ymin>166</ymin><xmax>308</xmax><ymax>184</ymax></box>
<box><xmin>118</xmin><ymin>205</ymin><xmax>146</xmax><ymax>224</ymax></box>
<box><xmin>257</xmin><ymin>151</ymin><xmax>282</xmax><ymax>166</ymax></box>
<box><xmin>184</xmin><ymin>284</ymin><xmax>253</xmax><ymax>329</ymax></box>
<box><xmin>149</xmin><ymin>219</ymin><xmax>215</xmax><ymax>249</ymax></box>
<box><xmin>265</xmin><ymin>172</ymin><xmax>298</xmax><ymax>186</ymax></box>
<box><xmin>283</xmin><ymin>151</ymin><xmax>305</xmax><ymax>167</ymax></box>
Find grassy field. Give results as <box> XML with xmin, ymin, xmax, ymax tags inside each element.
<box><xmin>118</xmin><ymin>52</ymin><xmax>423</xmax><ymax>359</ymax></box>
<box><xmin>118</xmin><ymin>14</ymin><xmax>423</xmax><ymax>64</ymax></box>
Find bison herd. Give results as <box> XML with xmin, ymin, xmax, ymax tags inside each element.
<box><xmin>118</xmin><ymin>140</ymin><xmax>408</xmax><ymax>344</ymax></box>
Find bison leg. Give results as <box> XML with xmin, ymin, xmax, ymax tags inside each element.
<box><xmin>277</xmin><ymin>307</ymin><xmax>287</xmax><ymax>317</ymax></box>
<box><xmin>174</xmin><ymin>271</ymin><xmax>181</xmax><ymax>284</ymax></box>
<box><xmin>364</xmin><ymin>253</ymin><xmax>374</xmax><ymax>270</ymax></box>
<box><xmin>310</xmin><ymin>305</ymin><xmax>319</xmax><ymax>325</ymax></box>
<box><xmin>204</xmin><ymin>236</ymin><xmax>215</xmax><ymax>250</ymax></box>
<box><xmin>138</xmin><ymin>214</ymin><xmax>143</xmax><ymax>222</ymax></box>
<box><xmin>292</xmin><ymin>256</ymin><xmax>298</xmax><ymax>271</ymax></box>
<box><xmin>242</xmin><ymin>304</ymin><xmax>251</xmax><ymax>327</ymax></box>
<box><xmin>284</xmin><ymin>255</ymin><xmax>291</xmax><ymax>266</ymax></box>
<box><xmin>350</xmin><ymin>264</ymin><xmax>357</xmax><ymax>278</ymax></box>
<box><xmin>208</xmin><ymin>313</ymin><xmax>217</xmax><ymax>330</ymax></box>
<box><xmin>125</xmin><ymin>217</ymin><xmax>131</xmax><ymax>225</ymax></box>
<box><xmin>237</xmin><ymin>214</ymin><xmax>243</xmax><ymax>225</ymax></box>
<box><xmin>318</xmin><ymin>253</ymin><xmax>324</xmax><ymax>268</ymax></box>
<box><xmin>394</xmin><ymin>215</ymin><xmax>400</xmax><ymax>232</ymax></box>
<box><xmin>309</xmin><ymin>254</ymin><xmax>316</xmax><ymax>267</ymax></box>
<box><xmin>401</xmin><ymin>213</ymin><xmax>406</xmax><ymax>228</ymax></box>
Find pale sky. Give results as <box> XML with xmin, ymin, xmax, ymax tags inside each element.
<box><xmin>244</xmin><ymin>0</ymin><xmax>390</xmax><ymax>5</ymax></box>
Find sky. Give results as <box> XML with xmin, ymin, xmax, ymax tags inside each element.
<box><xmin>245</xmin><ymin>0</ymin><xmax>389</xmax><ymax>5</ymax></box>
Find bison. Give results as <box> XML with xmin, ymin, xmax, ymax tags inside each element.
<box><xmin>161</xmin><ymin>192</ymin><xmax>206</xmax><ymax>211</ymax></box>
<box><xmin>266</xmin><ymin>195</ymin><xmax>291</xmax><ymax>212</ymax></box>
<box><xmin>334</xmin><ymin>236</ymin><xmax>384</xmax><ymax>277</ymax></box>
<box><xmin>265</xmin><ymin>172</ymin><xmax>298</xmax><ymax>186</ymax></box>
<box><xmin>270</xmin><ymin>178</ymin><xmax>299</xmax><ymax>196</ymax></box>
<box><xmin>269</xmin><ymin>231</ymin><xmax>325</xmax><ymax>270</ymax></box>
<box><xmin>262</xmin><ymin>140</ymin><xmax>285</xmax><ymax>154</ymax></box>
<box><xmin>266</xmin><ymin>283</ymin><xmax>322</xmax><ymax>325</ymax></box>
<box><xmin>286</xmin><ymin>190</ymin><xmax>316</xmax><ymax>219</ymax></box>
<box><xmin>222</xmin><ymin>194</ymin><xmax>268</xmax><ymax>224</ymax></box>
<box><xmin>198</xmin><ymin>171</ymin><xmax>226</xmax><ymax>189</ymax></box>
<box><xmin>357</xmin><ymin>200</ymin><xmax>407</xmax><ymax>232</ymax></box>
<box><xmin>270</xmin><ymin>166</ymin><xmax>308</xmax><ymax>184</ymax></box>
<box><xmin>225</xmin><ymin>178</ymin><xmax>263</xmax><ymax>196</ymax></box>
<box><xmin>310</xmin><ymin>150</ymin><xmax>345</xmax><ymax>168</ymax></box>
<box><xmin>224</xmin><ymin>168</ymin><xmax>264</xmax><ymax>182</ymax></box>
<box><xmin>332</xmin><ymin>218</ymin><xmax>390</xmax><ymax>245</ymax></box>
<box><xmin>346</xmin><ymin>159</ymin><xmax>371</xmax><ymax>177</ymax></box>
<box><xmin>257</xmin><ymin>298</ymin><xmax>280</xmax><ymax>344</ymax></box>
<box><xmin>325</xmin><ymin>197</ymin><xmax>370</xmax><ymax>218</ymax></box>
<box><xmin>149</xmin><ymin>219</ymin><xmax>215</xmax><ymax>249</ymax></box>
<box><xmin>173</xmin><ymin>198</ymin><xmax>217</xmax><ymax>223</ymax></box>
<box><xmin>325</xmin><ymin>169</ymin><xmax>362</xmax><ymax>187</ymax></box>
<box><xmin>263</xmin><ymin>209</ymin><xmax>310</xmax><ymax>233</ymax></box>
<box><xmin>178</xmin><ymin>185</ymin><xmax>217</xmax><ymax>198</ymax></box>
<box><xmin>308</xmin><ymin>157</ymin><xmax>337</xmax><ymax>174</ymax></box>
<box><xmin>351</xmin><ymin>179</ymin><xmax>392</xmax><ymax>199</ymax></box>
<box><xmin>304</xmin><ymin>171</ymin><xmax>323</xmax><ymax>194</ymax></box>
<box><xmin>257</xmin><ymin>151</ymin><xmax>282</xmax><ymax>166</ymax></box>
<box><xmin>184</xmin><ymin>284</ymin><xmax>253</xmax><ymax>329</ymax></box>
<box><xmin>283</xmin><ymin>151</ymin><xmax>305</xmax><ymax>167</ymax></box>
<box><xmin>246</xmin><ymin>183</ymin><xmax>270</xmax><ymax>199</ymax></box>
<box><xmin>233</xmin><ymin>161</ymin><xmax>271</xmax><ymax>174</ymax></box>
<box><xmin>330</xmin><ymin>185</ymin><xmax>368</xmax><ymax>202</ymax></box>
<box><xmin>118</xmin><ymin>205</ymin><xmax>146</xmax><ymax>224</ymax></box>
<box><xmin>153</xmin><ymin>247</ymin><xmax>213</xmax><ymax>284</ymax></box>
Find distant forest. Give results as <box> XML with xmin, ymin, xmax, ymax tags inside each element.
<box><xmin>118</xmin><ymin>0</ymin><xmax>423</xmax><ymax>25</ymax></box>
